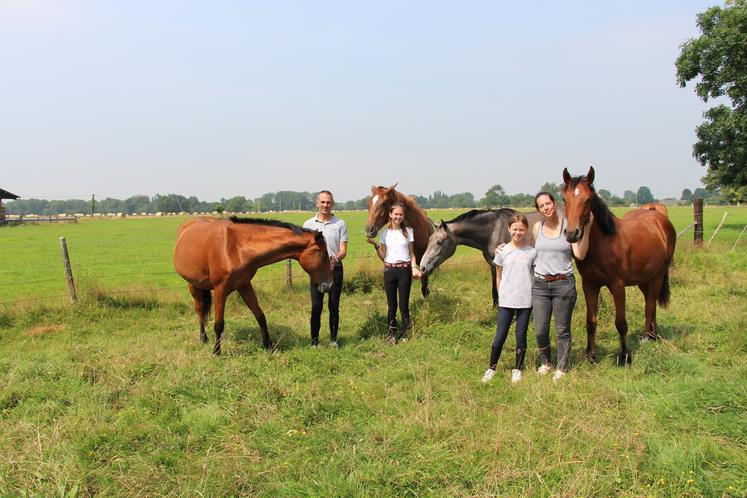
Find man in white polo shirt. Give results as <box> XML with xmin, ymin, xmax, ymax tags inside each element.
<box><xmin>303</xmin><ymin>190</ymin><xmax>348</xmax><ymax>348</ymax></box>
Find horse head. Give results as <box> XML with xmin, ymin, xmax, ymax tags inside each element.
<box><xmin>419</xmin><ymin>221</ymin><xmax>457</xmax><ymax>276</ymax></box>
<box><xmin>299</xmin><ymin>231</ymin><xmax>334</xmax><ymax>292</ymax></box>
<box><xmin>561</xmin><ymin>166</ymin><xmax>595</xmax><ymax>243</ymax></box>
<box><xmin>365</xmin><ymin>183</ymin><xmax>398</xmax><ymax>238</ymax></box>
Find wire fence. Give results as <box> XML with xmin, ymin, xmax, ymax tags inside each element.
<box><xmin>1</xmin><ymin>221</ymin><xmax>745</xmax><ymax>309</ymax></box>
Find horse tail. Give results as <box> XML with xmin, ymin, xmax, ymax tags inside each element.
<box><xmin>658</xmin><ymin>270</ymin><xmax>671</xmax><ymax>308</ymax></box>
<box><xmin>197</xmin><ymin>288</ymin><xmax>213</xmax><ymax>318</ymax></box>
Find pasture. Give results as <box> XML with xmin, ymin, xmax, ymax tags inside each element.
<box><xmin>0</xmin><ymin>206</ymin><xmax>746</xmax><ymax>496</ymax></box>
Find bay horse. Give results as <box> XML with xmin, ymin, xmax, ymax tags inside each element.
<box><xmin>173</xmin><ymin>216</ymin><xmax>333</xmax><ymax>354</ymax></box>
<box><xmin>365</xmin><ymin>184</ymin><xmax>435</xmax><ymax>297</ymax></box>
<box><xmin>562</xmin><ymin>167</ymin><xmax>676</xmax><ymax>364</ymax></box>
<box><xmin>418</xmin><ymin>209</ymin><xmax>544</xmax><ymax>306</ymax></box>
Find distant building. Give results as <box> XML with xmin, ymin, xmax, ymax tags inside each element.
<box><xmin>0</xmin><ymin>188</ymin><xmax>20</xmax><ymax>221</ymax></box>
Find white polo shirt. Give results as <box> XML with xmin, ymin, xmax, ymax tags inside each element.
<box><xmin>303</xmin><ymin>214</ymin><xmax>348</xmax><ymax>259</ymax></box>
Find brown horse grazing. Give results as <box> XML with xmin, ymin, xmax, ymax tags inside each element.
<box><xmin>562</xmin><ymin>167</ymin><xmax>676</xmax><ymax>365</ymax></box>
<box><xmin>365</xmin><ymin>184</ymin><xmax>435</xmax><ymax>297</ymax></box>
<box><xmin>173</xmin><ymin>216</ymin><xmax>334</xmax><ymax>354</ymax></box>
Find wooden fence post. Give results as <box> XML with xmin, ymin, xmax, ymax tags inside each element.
<box><xmin>286</xmin><ymin>259</ymin><xmax>292</xmax><ymax>291</ymax></box>
<box><xmin>693</xmin><ymin>198</ymin><xmax>704</xmax><ymax>247</ymax></box>
<box><xmin>59</xmin><ymin>237</ymin><xmax>77</xmax><ymax>303</ymax></box>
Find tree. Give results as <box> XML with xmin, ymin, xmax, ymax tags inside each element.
<box><xmin>676</xmin><ymin>0</ymin><xmax>747</xmax><ymax>195</ymax></box>
<box><xmin>538</xmin><ymin>182</ymin><xmax>561</xmax><ymax>196</ymax></box>
<box><xmin>681</xmin><ymin>188</ymin><xmax>693</xmax><ymax>201</ymax></box>
<box><xmin>598</xmin><ymin>189</ymin><xmax>612</xmax><ymax>201</ymax></box>
<box><xmin>479</xmin><ymin>185</ymin><xmax>509</xmax><ymax>207</ymax></box>
<box><xmin>622</xmin><ymin>190</ymin><xmax>636</xmax><ymax>205</ymax></box>
<box><xmin>636</xmin><ymin>186</ymin><xmax>654</xmax><ymax>204</ymax></box>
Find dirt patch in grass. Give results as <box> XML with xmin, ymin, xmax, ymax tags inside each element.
<box><xmin>26</xmin><ymin>324</ymin><xmax>65</xmax><ymax>337</ymax></box>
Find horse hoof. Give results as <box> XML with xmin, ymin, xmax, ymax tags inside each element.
<box><xmin>263</xmin><ymin>342</ymin><xmax>273</xmax><ymax>350</ymax></box>
<box><xmin>200</xmin><ymin>335</ymin><xmax>208</xmax><ymax>344</ymax></box>
<box><xmin>586</xmin><ymin>354</ymin><xmax>598</xmax><ymax>364</ymax></box>
<box><xmin>617</xmin><ymin>353</ymin><xmax>632</xmax><ymax>366</ymax></box>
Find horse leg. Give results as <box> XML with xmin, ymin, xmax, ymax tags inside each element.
<box><xmin>609</xmin><ymin>283</ymin><xmax>631</xmax><ymax>366</ymax></box>
<box><xmin>188</xmin><ymin>284</ymin><xmax>211</xmax><ymax>344</ymax></box>
<box><xmin>238</xmin><ymin>283</ymin><xmax>272</xmax><ymax>350</ymax></box>
<box><xmin>639</xmin><ymin>281</ymin><xmax>660</xmax><ymax>341</ymax></box>
<box><xmin>420</xmin><ymin>274</ymin><xmax>430</xmax><ymax>298</ymax></box>
<box><xmin>582</xmin><ymin>280</ymin><xmax>600</xmax><ymax>362</ymax></box>
<box><xmin>491</xmin><ymin>264</ymin><xmax>498</xmax><ymax>307</ymax></box>
<box><xmin>212</xmin><ymin>285</ymin><xmax>228</xmax><ymax>356</ymax></box>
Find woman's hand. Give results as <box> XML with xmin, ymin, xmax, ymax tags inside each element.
<box><xmin>366</xmin><ymin>237</ymin><xmax>379</xmax><ymax>248</ymax></box>
<box><xmin>494</xmin><ymin>243</ymin><xmax>506</xmax><ymax>255</ymax></box>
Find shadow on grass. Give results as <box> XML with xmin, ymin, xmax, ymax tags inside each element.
<box><xmin>357</xmin><ymin>311</ymin><xmax>389</xmax><ymax>340</ymax></box>
<box><xmin>231</xmin><ymin>323</ymin><xmax>305</xmax><ymax>352</ymax></box>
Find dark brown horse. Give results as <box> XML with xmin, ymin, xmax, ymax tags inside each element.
<box><xmin>173</xmin><ymin>216</ymin><xmax>333</xmax><ymax>354</ymax></box>
<box><xmin>562</xmin><ymin>167</ymin><xmax>676</xmax><ymax>364</ymax></box>
<box><xmin>365</xmin><ymin>184</ymin><xmax>435</xmax><ymax>297</ymax></box>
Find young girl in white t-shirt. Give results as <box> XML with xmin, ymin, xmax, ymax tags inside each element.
<box><xmin>482</xmin><ymin>213</ymin><xmax>537</xmax><ymax>384</ymax></box>
<box><xmin>366</xmin><ymin>203</ymin><xmax>422</xmax><ymax>343</ymax></box>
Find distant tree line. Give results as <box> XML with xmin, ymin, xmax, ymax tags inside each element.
<box><xmin>5</xmin><ymin>183</ymin><xmax>731</xmax><ymax>216</ymax></box>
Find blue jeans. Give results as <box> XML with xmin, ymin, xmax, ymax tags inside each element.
<box><xmin>532</xmin><ymin>276</ymin><xmax>577</xmax><ymax>371</ymax></box>
<box><xmin>489</xmin><ymin>306</ymin><xmax>531</xmax><ymax>370</ymax></box>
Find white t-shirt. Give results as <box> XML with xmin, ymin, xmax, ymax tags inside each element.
<box><xmin>380</xmin><ymin>227</ymin><xmax>414</xmax><ymax>264</ymax></box>
<box><xmin>493</xmin><ymin>243</ymin><xmax>537</xmax><ymax>308</ymax></box>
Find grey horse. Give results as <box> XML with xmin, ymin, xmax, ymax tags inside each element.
<box><xmin>419</xmin><ymin>209</ymin><xmax>544</xmax><ymax>306</ymax></box>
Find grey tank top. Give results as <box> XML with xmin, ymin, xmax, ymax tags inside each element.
<box><xmin>534</xmin><ymin>219</ymin><xmax>574</xmax><ymax>276</ymax></box>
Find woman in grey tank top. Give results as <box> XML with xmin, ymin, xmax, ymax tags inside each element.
<box><xmin>532</xmin><ymin>191</ymin><xmax>591</xmax><ymax>381</ymax></box>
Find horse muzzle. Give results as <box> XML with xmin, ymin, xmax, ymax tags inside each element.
<box><xmin>317</xmin><ymin>281</ymin><xmax>333</xmax><ymax>293</ymax></box>
<box><xmin>565</xmin><ymin>228</ymin><xmax>583</xmax><ymax>243</ymax></box>
<box><xmin>364</xmin><ymin>225</ymin><xmax>378</xmax><ymax>238</ymax></box>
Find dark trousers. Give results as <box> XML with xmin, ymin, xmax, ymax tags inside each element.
<box><xmin>489</xmin><ymin>307</ymin><xmax>531</xmax><ymax>370</ymax></box>
<box><xmin>310</xmin><ymin>264</ymin><xmax>343</xmax><ymax>344</ymax></box>
<box><xmin>383</xmin><ymin>267</ymin><xmax>412</xmax><ymax>338</ymax></box>
<box><xmin>533</xmin><ymin>276</ymin><xmax>577</xmax><ymax>371</ymax></box>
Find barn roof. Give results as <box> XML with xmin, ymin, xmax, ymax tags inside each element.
<box><xmin>0</xmin><ymin>188</ymin><xmax>19</xmax><ymax>200</ymax></box>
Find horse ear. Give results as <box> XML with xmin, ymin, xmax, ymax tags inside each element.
<box><xmin>371</xmin><ymin>185</ymin><xmax>377</xmax><ymax>194</ymax></box>
<box><xmin>562</xmin><ymin>168</ymin><xmax>571</xmax><ymax>185</ymax></box>
<box><xmin>389</xmin><ymin>183</ymin><xmax>398</xmax><ymax>190</ymax></box>
<box><xmin>587</xmin><ymin>166</ymin><xmax>595</xmax><ymax>184</ymax></box>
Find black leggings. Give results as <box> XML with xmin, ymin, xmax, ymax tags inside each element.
<box><xmin>310</xmin><ymin>264</ymin><xmax>343</xmax><ymax>344</ymax></box>
<box><xmin>383</xmin><ymin>267</ymin><xmax>412</xmax><ymax>337</ymax></box>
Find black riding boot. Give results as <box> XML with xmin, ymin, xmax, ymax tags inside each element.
<box><xmin>515</xmin><ymin>348</ymin><xmax>527</xmax><ymax>371</ymax></box>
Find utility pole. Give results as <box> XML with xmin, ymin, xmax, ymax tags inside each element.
<box><xmin>90</xmin><ymin>194</ymin><xmax>95</xmax><ymax>217</ymax></box>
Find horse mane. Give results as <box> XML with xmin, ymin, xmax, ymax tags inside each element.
<box><xmin>566</xmin><ymin>177</ymin><xmax>616</xmax><ymax>236</ymax></box>
<box><xmin>228</xmin><ymin>216</ymin><xmax>311</xmax><ymax>236</ymax></box>
<box><xmin>449</xmin><ymin>208</ymin><xmax>512</xmax><ymax>223</ymax></box>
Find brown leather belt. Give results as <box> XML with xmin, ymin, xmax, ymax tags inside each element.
<box><xmin>384</xmin><ymin>262</ymin><xmax>412</xmax><ymax>269</ymax></box>
<box><xmin>536</xmin><ymin>274</ymin><xmax>568</xmax><ymax>282</ymax></box>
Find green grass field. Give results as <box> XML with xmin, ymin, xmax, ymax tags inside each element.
<box><xmin>0</xmin><ymin>206</ymin><xmax>746</xmax><ymax>496</ymax></box>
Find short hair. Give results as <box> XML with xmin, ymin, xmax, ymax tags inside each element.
<box><xmin>534</xmin><ymin>191</ymin><xmax>555</xmax><ymax>210</ymax></box>
<box><xmin>317</xmin><ymin>190</ymin><xmax>334</xmax><ymax>202</ymax></box>
<box><xmin>508</xmin><ymin>213</ymin><xmax>529</xmax><ymax>228</ymax></box>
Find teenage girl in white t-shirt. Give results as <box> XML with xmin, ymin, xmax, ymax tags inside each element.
<box><xmin>366</xmin><ymin>203</ymin><xmax>422</xmax><ymax>343</ymax></box>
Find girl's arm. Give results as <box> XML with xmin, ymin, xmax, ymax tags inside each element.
<box><xmin>495</xmin><ymin>265</ymin><xmax>503</xmax><ymax>294</ymax></box>
<box><xmin>366</xmin><ymin>236</ymin><xmax>386</xmax><ymax>262</ymax></box>
<box><xmin>409</xmin><ymin>242</ymin><xmax>422</xmax><ymax>279</ymax></box>
<box><xmin>571</xmin><ymin>212</ymin><xmax>594</xmax><ymax>260</ymax></box>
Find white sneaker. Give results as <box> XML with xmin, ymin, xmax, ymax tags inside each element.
<box><xmin>482</xmin><ymin>368</ymin><xmax>496</xmax><ymax>383</ymax></box>
<box><xmin>511</xmin><ymin>369</ymin><xmax>522</xmax><ymax>384</ymax></box>
<box><xmin>537</xmin><ymin>364</ymin><xmax>552</xmax><ymax>376</ymax></box>
<box><xmin>552</xmin><ymin>370</ymin><xmax>565</xmax><ymax>383</ymax></box>
<box><xmin>330</xmin><ymin>341</ymin><xmax>339</xmax><ymax>349</ymax></box>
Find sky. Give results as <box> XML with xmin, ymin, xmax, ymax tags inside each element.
<box><xmin>0</xmin><ymin>0</ymin><xmax>721</xmax><ymax>202</ymax></box>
